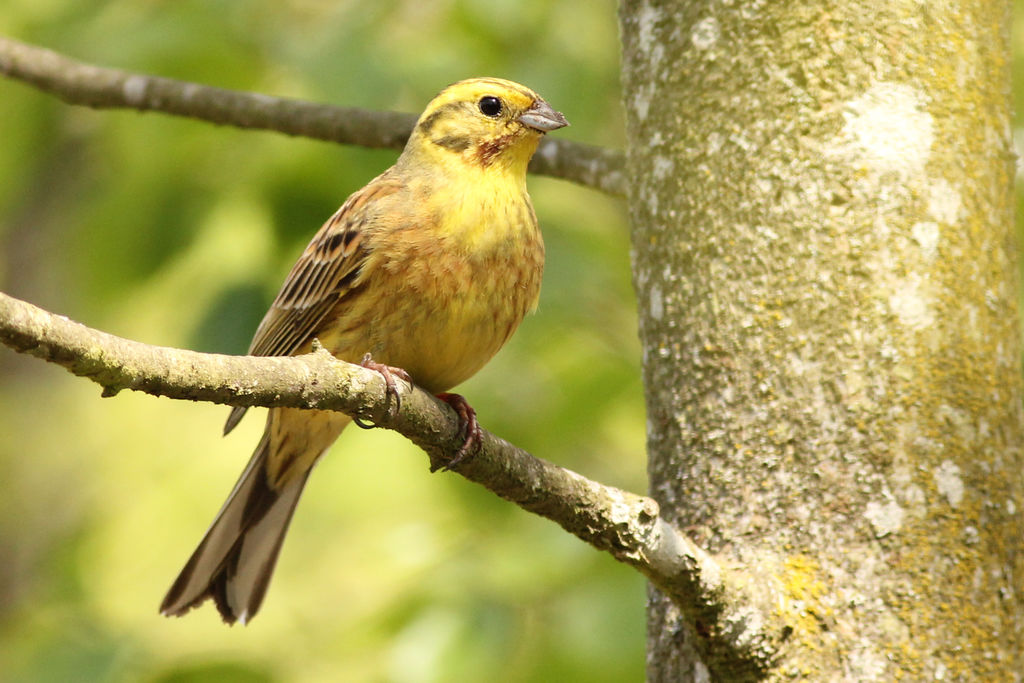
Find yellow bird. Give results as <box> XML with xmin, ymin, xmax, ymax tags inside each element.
<box><xmin>160</xmin><ymin>78</ymin><xmax>568</xmax><ymax>624</ymax></box>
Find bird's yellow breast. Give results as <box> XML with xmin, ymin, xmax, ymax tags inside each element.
<box><xmin>317</xmin><ymin>170</ymin><xmax>544</xmax><ymax>394</ymax></box>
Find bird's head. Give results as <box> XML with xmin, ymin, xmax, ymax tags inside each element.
<box><xmin>402</xmin><ymin>77</ymin><xmax>568</xmax><ymax>176</ymax></box>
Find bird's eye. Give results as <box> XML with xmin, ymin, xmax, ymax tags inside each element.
<box><xmin>478</xmin><ymin>96</ymin><xmax>502</xmax><ymax>117</ymax></box>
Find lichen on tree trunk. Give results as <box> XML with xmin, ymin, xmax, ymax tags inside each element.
<box><xmin>620</xmin><ymin>0</ymin><xmax>1023</xmax><ymax>679</ymax></box>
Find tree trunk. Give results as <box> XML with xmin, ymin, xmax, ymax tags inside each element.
<box><xmin>619</xmin><ymin>0</ymin><xmax>1023</xmax><ymax>679</ymax></box>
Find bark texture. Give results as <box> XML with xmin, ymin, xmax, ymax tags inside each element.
<box><xmin>0</xmin><ymin>291</ymin><xmax>697</xmax><ymax>596</ymax></box>
<box><xmin>620</xmin><ymin>0</ymin><xmax>1023</xmax><ymax>680</ymax></box>
<box><xmin>0</xmin><ymin>37</ymin><xmax>625</xmax><ymax>196</ymax></box>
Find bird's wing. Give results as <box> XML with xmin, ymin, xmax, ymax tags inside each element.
<box><xmin>225</xmin><ymin>172</ymin><xmax>402</xmax><ymax>434</ymax></box>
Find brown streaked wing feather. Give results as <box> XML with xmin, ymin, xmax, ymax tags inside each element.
<box><xmin>224</xmin><ymin>173</ymin><xmax>401</xmax><ymax>434</ymax></box>
<box><xmin>249</xmin><ymin>173</ymin><xmax>400</xmax><ymax>358</ymax></box>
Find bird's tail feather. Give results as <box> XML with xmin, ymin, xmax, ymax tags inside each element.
<box><xmin>160</xmin><ymin>432</ymin><xmax>309</xmax><ymax>624</ymax></box>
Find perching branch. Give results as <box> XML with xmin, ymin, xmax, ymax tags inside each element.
<box><xmin>0</xmin><ymin>290</ymin><xmax>783</xmax><ymax>670</ymax></box>
<box><xmin>0</xmin><ymin>36</ymin><xmax>626</xmax><ymax>197</ymax></box>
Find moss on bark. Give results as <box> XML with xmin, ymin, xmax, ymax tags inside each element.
<box><xmin>620</xmin><ymin>0</ymin><xmax>1023</xmax><ymax>679</ymax></box>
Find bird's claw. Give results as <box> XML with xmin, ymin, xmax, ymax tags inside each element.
<box><xmin>432</xmin><ymin>392</ymin><xmax>482</xmax><ymax>472</ymax></box>
<box><xmin>357</xmin><ymin>353</ymin><xmax>412</xmax><ymax>428</ymax></box>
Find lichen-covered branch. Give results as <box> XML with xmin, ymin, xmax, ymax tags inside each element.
<box><xmin>620</xmin><ymin>0</ymin><xmax>1021</xmax><ymax>679</ymax></box>
<box><xmin>0</xmin><ymin>289</ymin><xmax>780</xmax><ymax>670</ymax></box>
<box><xmin>0</xmin><ymin>36</ymin><xmax>625</xmax><ymax>196</ymax></box>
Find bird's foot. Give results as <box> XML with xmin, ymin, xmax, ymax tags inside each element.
<box><xmin>433</xmin><ymin>392</ymin><xmax>482</xmax><ymax>471</ymax></box>
<box><xmin>354</xmin><ymin>353</ymin><xmax>412</xmax><ymax>429</ymax></box>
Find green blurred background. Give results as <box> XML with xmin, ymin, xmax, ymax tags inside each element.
<box><xmin>9</xmin><ymin>2</ymin><xmax>1024</xmax><ymax>682</ymax></box>
<box><xmin>0</xmin><ymin>1</ymin><xmax>644</xmax><ymax>682</ymax></box>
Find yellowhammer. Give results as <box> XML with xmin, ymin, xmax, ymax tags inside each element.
<box><xmin>160</xmin><ymin>78</ymin><xmax>568</xmax><ymax>624</ymax></box>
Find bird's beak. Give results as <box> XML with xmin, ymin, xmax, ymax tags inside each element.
<box><xmin>518</xmin><ymin>98</ymin><xmax>569</xmax><ymax>132</ymax></box>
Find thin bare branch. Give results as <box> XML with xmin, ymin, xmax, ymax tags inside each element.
<box><xmin>0</xmin><ymin>36</ymin><xmax>626</xmax><ymax>196</ymax></box>
<box><xmin>0</xmin><ymin>289</ymin><xmax>779</xmax><ymax>667</ymax></box>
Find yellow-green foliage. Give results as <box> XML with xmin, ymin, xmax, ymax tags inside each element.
<box><xmin>0</xmin><ymin>2</ymin><xmax>644</xmax><ymax>681</ymax></box>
